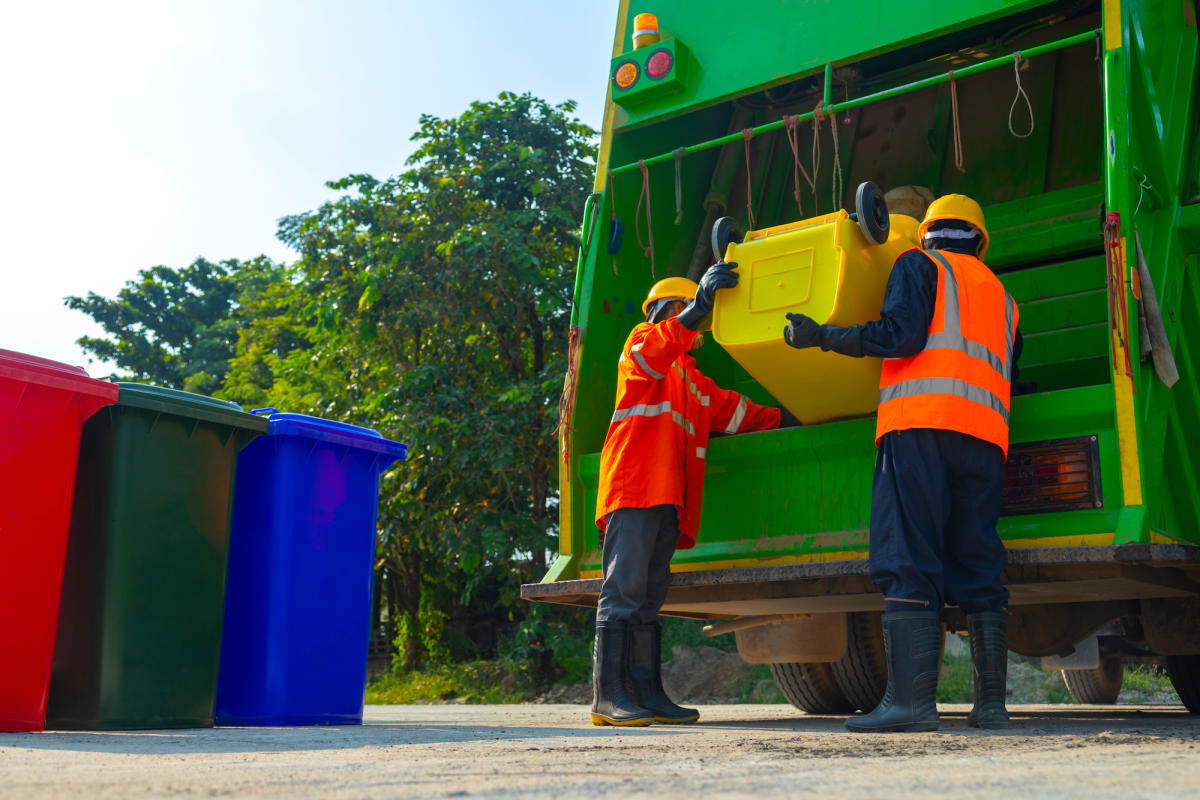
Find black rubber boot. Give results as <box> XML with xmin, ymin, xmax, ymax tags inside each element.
<box><xmin>590</xmin><ymin>621</ymin><xmax>654</xmax><ymax>726</ymax></box>
<box><xmin>967</xmin><ymin>612</ymin><xmax>1010</xmax><ymax>729</ymax></box>
<box><xmin>629</xmin><ymin>622</ymin><xmax>699</xmax><ymax>724</ymax></box>
<box><xmin>845</xmin><ymin>610</ymin><xmax>941</xmax><ymax>733</ymax></box>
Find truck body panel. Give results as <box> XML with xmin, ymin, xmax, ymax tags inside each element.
<box><xmin>527</xmin><ymin>0</ymin><xmax>1200</xmax><ymax>669</ymax></box>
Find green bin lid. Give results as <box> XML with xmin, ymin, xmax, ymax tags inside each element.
<box><xmin>114</xmin><ymin>383</ymin><xmax>269</xmax><ymax>432</ymax></box>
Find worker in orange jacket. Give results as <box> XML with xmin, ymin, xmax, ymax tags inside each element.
<box><xmin>782</xmin><ymin>195</ymin><xmax>1021</xmax><ymax>733</ymax></box>
<box><xmin>591</xmin><ymin>263</ymin><xmax>791</xmax><ymax>727</ymax></box>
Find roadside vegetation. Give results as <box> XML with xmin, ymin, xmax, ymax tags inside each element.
<box><xmin>70</xmin><ymin>93</ymin><xmax>598</xmax><ymax>691</ymax></box>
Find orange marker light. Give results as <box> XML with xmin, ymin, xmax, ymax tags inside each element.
<box><xmin>614</xmin><ymin>61</ymin><xmax>639</xmax><ymax>89</ymax></box>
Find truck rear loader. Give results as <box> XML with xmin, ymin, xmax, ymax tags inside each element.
<box><xmin>521</xmin><ymin>0</ymin><xmax>1200</xmax><ymax>713</ymax></box>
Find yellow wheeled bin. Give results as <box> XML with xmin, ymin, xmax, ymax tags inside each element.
<box><xmin>712</xmin><ymin>210</ymin><xmax>919</xmax><ymax>423</ymax></box>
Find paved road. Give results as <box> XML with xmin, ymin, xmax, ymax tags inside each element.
<box><xmin>2</xmin><ymin>704</ymin><xmax>1198</xmax><ymax>798</ymax></box>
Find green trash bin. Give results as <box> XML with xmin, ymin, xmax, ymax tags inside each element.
<box><xmin>47</xmin><ymin>383</ymin><xmax>267</xmax><ymax>730</ymax></box>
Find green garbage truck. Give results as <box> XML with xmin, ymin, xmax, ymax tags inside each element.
<box><xmin>521</xmin><ymin>0</ymin><xmax>1200</xmax><ymax>713</ymax></box>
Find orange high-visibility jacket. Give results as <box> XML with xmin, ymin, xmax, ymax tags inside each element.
<box><xmin>876</xmin><ymin>249</ymin><xmax>1019</xmax><ymax>457</ymax></box>
<box><xmin>596</xmin><ymin>316</ymin><xmax>781</xmax><ymax>548</ymax></box>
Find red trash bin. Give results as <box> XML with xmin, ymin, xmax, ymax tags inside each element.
<box><xmin>0</xmin><ymin>350</ymin><xmax>118</xmax><ymax>731</ymax></box>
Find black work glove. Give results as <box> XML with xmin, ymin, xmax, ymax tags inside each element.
<box><xmin>784</xmin><ymin>314</ymin><xmax>865</xmax><ymax>357</ymax></box>
<box><xmin>783</xmin><ymin>312</ymin><xmax>821</xmax><ymax>348</ymax></box>
<box><xmin>678</xmin><ymin>261</ymin><xmax>738</xmax><ymax>331</ymax></box>
<box><xmin>778</xmin><ymin>407</ymin><xmax>802</xmax><ymax>428</ymax></box>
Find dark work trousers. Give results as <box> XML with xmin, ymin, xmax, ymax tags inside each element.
<box><xmin>869</xmin><ymin>428</ymin><xmax>1010</xmax><ymax>614</ymax></box>
<box><xmin>596</xmin><ymin>505</ymin><xmax>681</xmax><ymax>623</ymax></box>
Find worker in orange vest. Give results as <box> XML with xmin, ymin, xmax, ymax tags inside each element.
<box><xmin>782</xmin><ymin>195</ymin><xmax>1024</xmax><ymax>733</ymax></box>
<box><xmin>591</xmin><ymin>262</ymin><xmax>792</xmax><ymax>727</ymax></box>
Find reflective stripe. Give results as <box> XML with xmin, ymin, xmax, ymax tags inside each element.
<box><xmin>630</xmin><ymin>343</ymin><xmax>665</xmax><ymax>380</ymax></box>
<box><xmin>926</xmin><ymin>250</ymin><xmax>962</xmax><ymax>338</ymax></box>
<box><xmin>724</xmin><ymin>395</ymin><xmax>748</xmax><ymax>433</ymax></box>
<box><xmin>925</xmin><ymin>332</ymin><xmax>1006</xmax><ymax>375</ymax></box>
<box><xmin>879</xmin><ymin>377</ymin><xmax>1010</xmax><ymax>423</ymax></box>
<box><xmin>695</xmin><ymin>447</ymin><xmax>706</xmax><ymax>459</ymax></box>
<box><xmin>1003</xmin><ymin>293</ymin><xmax>1016</xmax><ymax>381</ymax></box>
<box><xmin>923</xmin><ymin>227</ymin><xmax>980</xmax><ymax>240</ymax></box>
<box><xmin>923</xmin><ymin>250</ymin><xmax>1016</xmax><ymax>381</ymax></box>
<box><xmin>611</xmin><ymin>401</ymin><xmax>696</xmax><ymax>435</ymax></box>
<box><xmin>674</xmin><ymin>362</ymin><xmax>711</xmax><ymax>406</ymax></box>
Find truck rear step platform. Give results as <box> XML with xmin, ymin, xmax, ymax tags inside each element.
<box><xmin>520</xmin><ymin>544</ymin><xmax>1200</xmax><ymax>619</ymax></box>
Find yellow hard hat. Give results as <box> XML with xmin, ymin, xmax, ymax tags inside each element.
<box><xmin>642</xmin><ymin>277</ymin><xmax>698</xmax><ymax>316</ymax></box>
<box><xmin>918</xmin><ymin>194</ymin><xmax>990</xmax><ymax>258</ymax></box>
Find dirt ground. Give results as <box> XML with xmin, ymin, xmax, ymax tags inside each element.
<box><xmin>2</xmin><ymin>704</ymin><xmax>1198</xmax><ymax>799</ymax></box>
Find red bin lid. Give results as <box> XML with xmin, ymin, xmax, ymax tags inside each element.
<box><xmin>0</xmin><ymin>348</ymin><xmax>119</xmax><ymax>402</ymax></box>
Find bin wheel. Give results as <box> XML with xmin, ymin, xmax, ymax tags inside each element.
<box><xmin>854</xmin><ymin>181</ymin><xmax>890</xmax><ymax>245</ymax></box>
<box><xmin>1061</xmin><ymin>655</ymin><xmax>1123</xmax><ymax>704</ymax></box>
<box><xmin>770</xmin><ymin>662</ymin><xmax>855</xmax><ymax>714</ymax></box>
<box><xmin>711</xmin><ymin>216</ymin><xmax>744</xmax><ymax>262</ymax></box>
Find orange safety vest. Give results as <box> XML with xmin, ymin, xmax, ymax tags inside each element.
<box><xmin>876</xmin><ymin>249</ymin><xmax>1018</xmax><ymax>457</ymax></box>
<box><xmin>596</xmin><ymin>316</ymin><xmax>781</xmax><ymax>549</ymax></box>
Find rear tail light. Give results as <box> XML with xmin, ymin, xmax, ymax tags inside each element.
<box><xmin>646</xmin><ymin>49</ymin><xmax>673</xmax><ymax>79</ymax></box>
<box><xmin>1002</xmin><ymin>435</ymin><xmax>1102</xmax><ymax>515</ymax></box>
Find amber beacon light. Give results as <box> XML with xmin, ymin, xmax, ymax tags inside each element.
<box><xmin>632</xmin><ymin>13</ymin><xmax>659</xmax><ymax>49</ymax></box>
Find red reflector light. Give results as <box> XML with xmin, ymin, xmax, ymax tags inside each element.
<box><xmin>1002</xmin><ymin>436</ymin><xmax>1102</xmax><ymax>515</ymax></box>
<box><xmin>646</xmin><ymin>49</ymin><xmax>673</xmax><ymax>79</ymax></box>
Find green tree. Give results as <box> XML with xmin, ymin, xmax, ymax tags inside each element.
<box><xmin>227</xmin><ymin>92</ymin><xmax>595</xmax><ymax>671</ymax></box>
<box><xmin>64</xmin><ymin>92</ymin><xmax>595</xmax><ymax>679</ymax></box>
<box><xmin>66</xmin><ymin>256</ymin><xmax>286</xmax><ymax>393</ymax></box>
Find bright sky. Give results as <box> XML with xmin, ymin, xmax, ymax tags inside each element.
<box><xmin>0</xmin><ymin>1</ymin><xmax>614</xmax><ymax>370</ymax></box>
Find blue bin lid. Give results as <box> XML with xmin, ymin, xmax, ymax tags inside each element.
<box><xmin>252</xmin><ymin>409</ymin><xmax>408</xmax><ymax>461</ymax></box>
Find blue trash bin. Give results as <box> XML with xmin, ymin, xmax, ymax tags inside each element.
<box><xmin>215</xmin><ymin>410</ymin><xmax>407</xmax><ymax>726</ymax></box>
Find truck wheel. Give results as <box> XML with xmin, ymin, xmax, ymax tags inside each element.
<box><xmin>830</xmin><ymin>611</ymin><xmax>889</xmax><ymax>712</ymax></box>
<box><xmin>769</xmin><ymin>662</ymin><xmax>855</xmax><ymax>714</ymax></box>
<box><xmin>1061</xmin><ymin>656</ymin><xmax>1123</xmax><ymax>704</ymax></box>
<box><xmin>1165</xmin><ymin>655</ymin><xmax>1200</xmax><ymax>714</ymax></box>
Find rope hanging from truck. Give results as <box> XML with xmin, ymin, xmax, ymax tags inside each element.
<box><xmin>556</xmin><ymin>324</ymin><xmax>582</xmax><ymax>464</ymax></box>
<box><xmin>828</xmin><ymin>106</ymin><xmax>843</xmax><ymax>211</ymax></box>
<box><xmin>635</xmin><ymin>159</ymin><xmax>657</xmax><ymax>280</ymax></box>
<box><xmin>949</xmin><ymin>72</ymin><xmax>966</xmax><ymax>172</ymax></box>
<box><xmin>812</xmin><ymin>103</ymin><xmax>844</xmax><ymax>214</ymax></box>
<box><xmin>782</xmin><ymin>114</ymin><xmax>817</xmax><ymax>217</ymax></box>
<box><xmin>1008</xmin><ymin>51</ymin><xmax>1035</xmax><ymax>139</ymax></box>
<box><xmin>810</xmin><ymin>106</ymin><xmax>822</xmax><ymax>214</ymax></box>
<box><xmin>741</xmin><ymin>129</ymin><xmax>757</xmax><ymax>229</ymax></box>
<box><xmin>1103</xmin><ymin>211</ymin><xmax>1136</xmax><ymax>388</ymax></box>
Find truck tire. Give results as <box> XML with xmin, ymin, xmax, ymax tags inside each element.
<box><xmin>1165</xmin><ymin>655</ymin><xmax>1200</xmax><ymax>714</ymax></box>
<box><xmin>1061</xmin><ymin>656</ymin><xmax>1123</xmax><ymax>704</ymax></box>
<box><xmin>769</xmin><ymin>662</ymin><xmax>855</xmax><ymax>714</ymax></box>
<box><xmin>830</xmin><ymin>611</ymin><xmax>889</xmax><ymax>712</ymax></box>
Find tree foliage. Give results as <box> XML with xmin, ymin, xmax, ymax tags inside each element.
<box><xmin>66</xmin><ymin>256</ymin><xmax>287</xmax><ymax>394</ymax></box>
<box><xmin>70</xmin><ymin>93</ymin><xmax>596</xmax><ymax>677</ymax></box>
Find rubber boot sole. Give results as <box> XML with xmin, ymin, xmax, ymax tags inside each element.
<box><xmin>967</xmin><ymin>711</ymin><xmax>1010</xmax><ymax>730</ymax></box>
<box><xmin>844</xmin><ymin>718</ymin><xmax>939</xmax><ymax>733</ymax></box>
<box><xmin>653</xmin><ymin>712</ymin><xmax>700</xmax><ymax>724</ymax></box>
<box><xmin>590</xmin><ymin>712</ymin><xmax>654</xmax><ymax>727</ymax></box>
